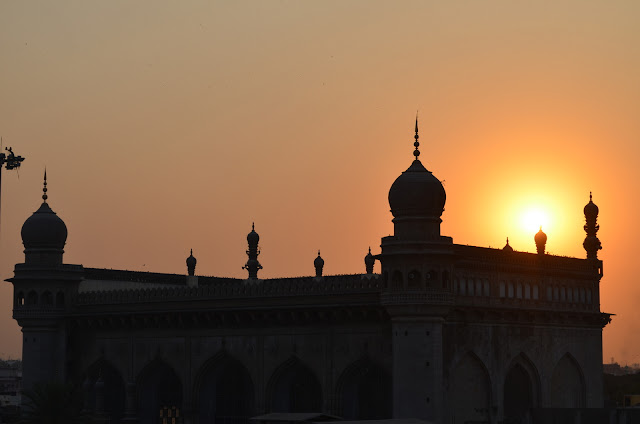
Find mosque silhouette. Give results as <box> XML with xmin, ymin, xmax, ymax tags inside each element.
<box><xmin>8</xmin><ymin>121</ymin><xmax>610</xmax><ymax>424</ymax></box>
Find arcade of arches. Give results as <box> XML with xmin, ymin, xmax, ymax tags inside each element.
<box><xmin>80</xmin><ymin>354</ymin><xmax>393</xmax><ymax>424</ymax></box>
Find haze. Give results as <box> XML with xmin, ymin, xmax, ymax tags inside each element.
<box><xmin>1</xmin><ymin>1</ymin><xmax>639</xmax><ymax>365</ymax></box>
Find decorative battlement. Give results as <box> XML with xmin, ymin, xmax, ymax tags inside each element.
<box><xmin>77</xmin><ymin>273</ymin><xmax>383</xmax><ymax>305</ymax></box>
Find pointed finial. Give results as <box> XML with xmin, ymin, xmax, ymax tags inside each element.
<box><xmin>413</xmin><ymin>113</ymin><xmax>420</xmax><ymax>159</ymax></box>
<box><xmin>42</xmin><ymin>169</ymin><xmax>48</xmax><ymax>202</ymax></box>
<box><xmin>252</xmin><ymin>222</ymin><xmax>255</xmax><ymax>231</ymax></box>
<box><xmin>190</xmin><ymin>248</ymin><xmax>193</xmax><ymax>256</ymax></box>
<box><xmin>317</xmin><ymin>249</ymin><xmax>321</xmax><ymax>256</ymax></box>
<box><xmin>590</xmin><ymin>191</ymin><xmax>592</xmax><ymax>201</ymax></box>
<box><xmin>368</xmin><ymin>246</ymin><xmax>371</xmax><ymax>254</ymax></box>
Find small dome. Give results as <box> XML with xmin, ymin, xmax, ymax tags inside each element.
<box><xmin>364</xmin><ymin>248</ymin><xmax>374</xmax><ymax>266</ymax></box>
<box><xmin>186</xmin><ymin>249</ymin><xmax>197</xmax><ymax>267</ymax></box>
<box><xmin>314</xmin><ymin>251</ymin><xmax>324</xmax><ymax>268</ymax></box>
<box><xmin>503</xmin><ymin>238</ymin><xmax>514</xmax><ymax>252</ymax></box>
<box><xmin>534</xmin><ymin>227</ymin><xmax>547</xmax><ymax>244</ymax></box>
<box><xmin>388</xmin><ymin>160</ymin><xmax>446</xmax><ymax>218</ymax></box>
<box><xmin>247</xmin><ymin>223</ymin><xmax>259</xmax><ymax>244</ymax></box>
<box><xmin>21</xmin><ymin>202</ymin><xmax>67</xmax><ymax>250</ymax></box>
<box><xmin>584</xmin><ymin>193</ymin><xmax>599</xmax><ymax>218</ymax></box>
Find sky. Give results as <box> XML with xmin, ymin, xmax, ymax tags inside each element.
<box><xmin>0</xmin><ymin>1</ymin><xmax>639</xmax><ymax>364</ymax></box>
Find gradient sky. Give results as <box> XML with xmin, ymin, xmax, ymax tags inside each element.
<box><xmin>1</xmin><ymin>1</ymin><xmax>639</xmax><ymax>364</ymax></box>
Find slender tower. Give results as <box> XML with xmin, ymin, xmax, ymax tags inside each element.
<box><xmin>583</xmin><ymin>192</ymin><xmax>602</xmax><ymax>259</ymax></box>
<box><xmin>243</xmin><ymin>223</ymin><xmax>262</xmax><ymax>279</ymax></box>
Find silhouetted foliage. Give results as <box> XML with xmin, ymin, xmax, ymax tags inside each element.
<box><xmin>20</xmin><ymin>382</ymin><xmax>88</xmax><ymax>424</ymax></box>
<box><xmin>603</xmin><ymin>372</ymin><xmax>640</xmax><ymax>407</ymax></box>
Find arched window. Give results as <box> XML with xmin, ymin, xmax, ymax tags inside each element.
<box><xmin>533</xmin><ymin>285</ymin><xmax>539</xmax><ymax>300</ymax></box>
<box><xmin>483</xmin><ymin>280</ymin><xmax>490</xmax><ymax>297</ymax></box>
<box><xmin>42</xmin><ymin>291</ymin><xmax>53</xmax><ymax>306</ymax></box>
<box><xmin>391</xmin><ymin>271</ymin><xmax>403</xmax><ymax>290</ymax></box>
<box><xmin>560</xmin><ymin>287</ymin><xmax>566</xmax><ymax>302</ymax></box>
<box><xmin>524</xmin><ymin>284</ymin><xmax>531</xmax><ymax>300</ymax></box>
<box><xmin>516</xmin><ymin>284</ymin><xmax>522</xmax><ymax>299</ymax></box>
<box><xmin>508</xmin><ymin>283</ymin><xmax>514</xmax><ymax>298</ymax></box>
<box><xmin>16</xmin><ymin>292</ymin><xmax>25</xmax><ymax>306</ymax></box>
<box><xmin>56</xmin><ymin>291</ymin><xmax>65</xmax><ymax>306</ymax></box>
<box><xmin>475</xmin><ymin>280</ymin><xmax>482</xmax><ymax>296</ymax></box>
<box><xmin>499</xmin><ymin>282</ymin><xmax>505</xmax><ymax>298</ymax></box>
<box><xmin>407</xmin><ymin>270</ymin><xmax>421</xmax><ymax>289</ymax></box>
<box><xmin>26</xmin><ymin>291</ymin><xmax>38</xmax><ymax>305</ymax></box>
<box><xmin>567</xmin><ymin>287</ymin><xmax>573</xmax><ymax>302</ymax></box>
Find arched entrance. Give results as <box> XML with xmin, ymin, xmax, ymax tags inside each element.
<box><xmin>83</xmin><ymin>359</ymin><xmax>126</xmax><ymax>423</ymax></box>
<box><xmin>267</xmin><ymin>357</ymin><xmax>322</xmax><ymax>413</ymax></box>
<box><xmin>449</xmin><ymin>352</ymin><xmax>491</xmax><ymax>424</ymax></box>
<box><xmin>550</xmin><ymin>354</ymin><xmax>585</xmax><ymax>408</ymax></box>
<box><xmin>335</xmin><ymin>357</ymin><xmax>391</xmax><ymax>419</ymax></box>
<box><xmin>195</xmin><ymin>352</ymin><xmax>254</xmax><ymax>424</ymax></box>
<box><xmin>137</xmin><ymin>359</ymin><xmax>183</xmax><ymax>424</ymax></box>
<box><xmin>503</xmin><ymin>355</ymin><xmax>538</xmax><ymax>424</ymax></box>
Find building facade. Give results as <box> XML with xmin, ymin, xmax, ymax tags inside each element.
<box><xmin>8</xmin><ymin>124</ymin><xmax>610</xmax><ymax>424</ymax></box>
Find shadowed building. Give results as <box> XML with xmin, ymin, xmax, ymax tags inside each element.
<box><xmin>7</xmin><ymin>122</ymin><xmax>610</xmax><ymax>424</ymax></box>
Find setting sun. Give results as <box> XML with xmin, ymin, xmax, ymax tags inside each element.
<box><xmin>521</xmin><ymin>208</ymin><xmax>551</xmax><ymax>235</ymax></box>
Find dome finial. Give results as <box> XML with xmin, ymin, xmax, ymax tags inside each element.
<box><xmin>413</xmin><ymin>112</ymin><xmax>420</xmax><ymax>159</ymax></box>
<box><xmin>42</xmin><ymin>169</ymin><xmax>48</xmax><ymax>202</ymax></box>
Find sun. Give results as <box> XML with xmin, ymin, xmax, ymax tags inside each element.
<box><xmin>521</xmin><ymin>208</ymin><xmax>551</xmax><ymax>235</ymax></box>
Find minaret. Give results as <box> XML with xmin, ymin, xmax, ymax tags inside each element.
<box><xmin>583</xmin><ymin>192</ymin><xmax>602</xmax><ymax>259</ymax></box>
<box><xmin>243</xmin><ymin>223</ymin><xmax>262</xmax><ymax>279</ymax></box>
<box><xmin>364</xmin><ymin>247</ymin><xmax>375</xmax><ymax>274</ymax></box>
<box><xmin>314</xmin><ymin>250</ymin><xmax>324</xmax><ymax>277</ymax></box>
<box><xmin>186</xmin><ymin>249</ymin><xmax>197</xmax><ymax>276</ymax></box>
<box><xmin>535</xmin><ymin>227</ymin><xmax>547</xmax><ymax>255</ymax></box>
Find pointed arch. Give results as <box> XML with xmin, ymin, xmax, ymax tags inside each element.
<box><xmin>391</xmin><ymin>270</ymin><xmax>403</xmax><ymax>290</ymax></box>
<box><xmin>266</xmin><ymin>357</ymin><xmax>322</xmax><ymax>413</ymax></box>
<box><xmin>41</xmin><ymin>290</ymin><xmax>53</xmax><ymax>305</ymax></box>
<box><xmin>136</xmin><ymin>358</ymin><xmax>183</xmax><ymax>424</ymax></box>
<box><xmin>26</xmin><ymin>290</ymin><xmax>38</xmax><ymax>305</ymax></box>
<box><xmin>503</xmin><ymin>353</ymin><xmax>540</xmax><ymax>423</ymax></box>
<box><xmin>193</xmin><ymin>350</ymin><xmax>255</xmax><ymax>424</ymax></box>
<box><xmin>448</xmin><ymin>352</ymin><xmax>491</xmax><ymax>424</ymax></box>
<box><xmin>83</xmin><ymin>358</ymin><xmax>126</xmax><ymax>423</ymax></box>
<box><xmin>407</xmin><ymin>270</ymin><xmax>421</xmax><ymax>289</ymax></box>
<box><xmin>335</xmin><ymin>356</ymin><xmax>391</xmax><ymax>419</ymax></box>
<box><xmin>550</xmin><ymin>353</ymin><xmax>585</xmax><ymax>408</ymax></box>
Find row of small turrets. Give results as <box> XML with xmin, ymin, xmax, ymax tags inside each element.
<box><xmin>502</xmin><ymin>193</ymin><xmax>602</xmax><ymax>258</ymax></box>
<box><xmin>186</xmin><ymin>225</ymin><xmax>377</xmax><ymax>279</ymax></box>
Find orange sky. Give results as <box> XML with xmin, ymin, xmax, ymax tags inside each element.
<box><xmin>1</xmin><ymin>1</ymin><xmax>639</xmax><ymax>364</ymax></box>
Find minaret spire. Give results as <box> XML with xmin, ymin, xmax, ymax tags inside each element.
<box><xmin>243</xmin><ymin>223</ymin><xmax>262</xmax><ymax>279</ymax></box>
<box><xmin>583</xmin><ymin>192</ymin><xmax>601</xmax><ymax>259</ymax></box>
<box><xmin>42</xmin><ymin>169</ymin><xmax>48</xmax><ymax>203</ymax></box>
<box><xmin>413</xmin><ymin>112</ymin><xmax>420</xmax><ymax>160</ymax></box>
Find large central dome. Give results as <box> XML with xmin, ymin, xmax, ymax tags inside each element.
<box><xmin>388</xmin><ymin>159</ymin><xmax>446</xmax><ymax>218</ymax></box>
